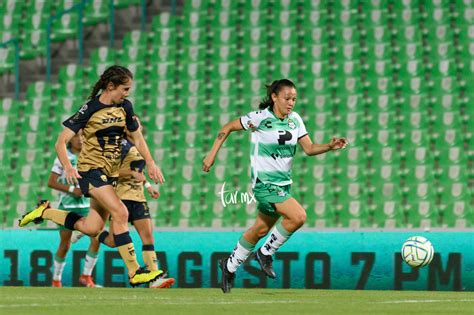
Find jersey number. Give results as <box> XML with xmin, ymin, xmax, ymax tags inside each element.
<box><xmin>278</xmin><ymin>131</ymin><xmax>292</xmax><ymax>145</ymax></box>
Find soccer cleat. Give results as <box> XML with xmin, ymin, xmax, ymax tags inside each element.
<box><xmin>219</xmin><ymin>259</ymin><xmax>235</xmax><ymax>294</ymax></box>
<box><xmin>149</xmin><ymin>274</ymin><xmax>175</xmax><ymax>288</ymax></box>
<box><xmin>18</xmin><ymin>200</ymin><xmax>50</xmax><ymax>227</ymax></box>
<box><xmin>79</xmin><ymin>275</ymin><xmax>97</xmax><ymax>288</ymax></box>
<box><xmin>52</xmin><ymin>280</ymin><xmax>62</xmax><ymax>288</ymax></box>
<box><xmin>71</xmin><ymin>231</ymin><xmax>85</xmax><ymax>244</ymax></box>
<box><xmin>129</xmin><ymin>267</ymin><xmax>163</xmax><ymax>287</ymax></box>
<box><xmin>255</xmin><ymin>248</ymin><xmax>276</xmax><ymax>279</ymax></box>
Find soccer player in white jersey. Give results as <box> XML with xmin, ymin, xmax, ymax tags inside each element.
<box><xmin>203</xmin><ymin>79</ymin><xmax>347</xmax><ymax>293</ymax></box>
<box><xmin>47</xmin><ymin>131</ymin><xmax>100</xmax><ymax>287</ymax></box>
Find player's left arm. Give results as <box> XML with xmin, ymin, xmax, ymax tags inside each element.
<box><xmin>298</xmin><ymin>135</ymin><xmax>348</xmax><ymax>156</ymax></box>
<box><xmin>127</xmin><ymin>129</ymin><xmax>164</xmax><ymax>184</ymax></box>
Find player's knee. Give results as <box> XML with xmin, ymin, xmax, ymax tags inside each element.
<box><xmin>292</xmin><ymin>211</ymin><xmax>307</xmax><ymax>227</ymax></box>
<box><xmin>111</xmin><ymin>204</ymin><xmax>129</xmax><ymax>223</ymax></box>
<box><xmin>88</xmin><ymin>229</ymin><xmax>101</xmax><ymax>238</ymax></box>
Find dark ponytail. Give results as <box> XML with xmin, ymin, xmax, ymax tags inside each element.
<box><xmin>88</xmin><ymin>65</ymin><xmax>133</xmax><ymax>99</ymax></box>
<box><xmin>258</xmin><ymin>79</ymin><xmax>296</xmax><ymax>110</ymax></box>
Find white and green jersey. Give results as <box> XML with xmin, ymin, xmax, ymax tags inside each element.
<box><xmin>51</xmin><ymin>150</ymin><xmax>89</xmax><ymax>209</ymax></box>
<box><xmin>240</xmin><ymin>108</ymin><xmax>308</xmax><ymax>187</ymax></box>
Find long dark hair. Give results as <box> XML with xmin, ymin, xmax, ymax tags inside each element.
<box><xmin>258</xmin><ymin>79</ymin><xmax>296</xmax><ymax>110</ymax></box>
<box><xmin>88</xmin><ymin>65</ymin><xmax>133</xmax><ymax>99</ymax></box>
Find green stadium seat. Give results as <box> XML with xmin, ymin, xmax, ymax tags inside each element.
<box><xmin>88</xmin><ymin>46</ymin><xmax>115</xmax><ymax>66</ymax></box>
<box><xmin>332</xmin><ymin>0</ymin><xmax>358</xmax><ymax>11</ymax></box>
<box><xmin>429</xmin><ymin>76</ymin><xmax>460</xmax><ymax>94</ymax></box>
<box><xmin>401</xmin><ymin>164</ymin><xmax>435</xmax><ymax>185</ymax></box>
<box><xmin>365</xmin><ymin>76</ymin><xmax>395</xmax><ymax>95</ymax></box>
<box><xmin>404</xmin><ymin>200</ymin><xmax>439</xmax><ymax>229</ymax></box>
<box><xmin>305</xmin><ymin>200</ymin><xmax>336</xmax><ymax>228</ymax></box>
<box><xmin>423</xmin><ymin>8</ymin><xmax>451</xmax><ymax>27</ymax></box>
<box><xmin>361</xmin><ymin>8</ymin><xmax>389</xmax><ymax>28</ymax></box>
<box><xmin>336</xmin><ymin>111</ymin><xmax>365</xmax><ymax>132</ymax></box>
<box><xmin>363</xmin><ymin>25</ymin><xmax>391</xmax><ymax>44</ymax></box>
<box><xmin>391</xmin><ymin>8</ymin><xmax>420</xmax><ymax>27</ymax></box>
<box><xmin>399</xmin><ymin>110</ymin><xmax>430</xmax><ymax>130</ymax></box>
<box><xmin>83</xmin><ymin>0</ymin><xmax>109</xmax><ymax>25</ymax></box>
<box><xmin>302</xmin><ymin>26</ymin><xmax>329</xmax><ymax>44</ymax></box>
<box><xmin>301</xmin><ymin>10</ymin><xmax>329</xmax><ymax>29</ymax></box>
<box><xmin>365</xmin><ymin>94</ymin><xmax>397</xmax><ymax>112</ymax></box>
<box><xmin>395</xmin><ymin>42</ymin><xmax>424</xmax><ymax>63</ymax></box>
<box><xmin>336</xmin><ymin>192</ymin><xmax>370</xmax><ymax>228</ymax></box>
<box><xmin>440</xmin><ymin>201</ymin><xmax>473</xmax><ymax>228</ymax></box>
<box><xmin>393</xmin><ymin>25</ymin><xmax>423</xmax><ymax>44</ymax></box>
<box><xmin>399</xmin><ymin>130</ymin><xmax>430</xmax><ymax>154</ymax></box>
<box><xmin>397</xmin><ymin>76</ymin><xmax>428</xmax><ymax>95</ymax></box>
<box><xmin>271</xmin><ymin>9</ymin><xmax>298</xmax><ymax>28</ymax></box>
<box><xmin>429</xmin><ymin>59</ymin><xmax>457</xmax><ymax>77</ymax></box>
<box><xmin>123</xmin><ymin>30</ymin><xmax>148</xmax><ymax>50</ymax></box>
<box><xmin>25</xmin><ymin>81</ymin><xmax>51</xmax><ymax>101</ymax></box>
<box><xmin>0</xmin><ymin>46</ymin><xmax>14</xmax><ymax>75</ymax></box>
<box><xmin>371</xmin><ymin>199</ymin><xmax>405</xmax><ymax>228</ymax></box>
<box><xmin>20</xmin><ymin>30</ymin><xmax>47</xmax><ymax>59</ymax></box>
<box><xmin>300</xmin><ymin>0</ymin><xmax>329</xmax><ymax>11</ymax></box>
<box><xmin>51</xmin><ymin>12</ymin><xmax>79</xmax><ymax>42</ymax></box>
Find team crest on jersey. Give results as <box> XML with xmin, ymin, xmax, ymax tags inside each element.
<box><xmin>247</xmin><ymin>120</ymin><xmax>255</xmax><ymax>129</ymax></box>
<box><xmin>277</xmin><ymin>190</ymin><xmax>286</xmax><ymax>197</ymax></box>
<box><xmin>288</xmin><ymin>119</ymin><xmax>296</xmax><ymax>129</ymax></box>
<box><xmin>100</xmin><ymin>175</ymin><xmax>107</xmax><ymax>182</ymax></box>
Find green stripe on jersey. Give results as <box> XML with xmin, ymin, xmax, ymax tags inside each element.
<box><xmin>257</xmin><ymin>170</ymin><xmax>293</xmax><ymax>186</ymax></box>
<box><xmin>257</xmin><ymin>142</ymin><xmax>297</xmax><ymax>158</ymax></box>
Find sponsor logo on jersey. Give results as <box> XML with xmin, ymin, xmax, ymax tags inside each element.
<box><xmin>102</xmin><ymin>117</ymin><xmax>124</xmax><ymax>124</ymax></box>
<box><xmin>277</xmin><ymin>190</ymin><xmax>286</xmax><ymax>197</ymax></box>
<box><xmin>288</xmin><ymin>118</ymin><xmax>296</xmax><ymax>129</ymax></box>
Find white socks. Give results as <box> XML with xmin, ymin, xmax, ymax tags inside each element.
<box><xmin>53</xmin><ymin>257</ymin><xmax>66</xmax><ymax>281</ymax></box>
<box><xmin>82</xmin><ymin>252</ymin><xmax>98</xmax><ymax>276</ymax></box>
<box><xmin>260</xmin><ymin>222</ymin><xmax>293</xmax><ymax>256</ymax></box>
<box><xmin>227</xmin><ymin>236</ymin><xmax>255</xmax><ymax>273</ymax></box>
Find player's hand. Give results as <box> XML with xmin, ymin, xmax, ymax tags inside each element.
<box><xmin>64</xmin><ymin>166</ymin><xmax>82</xmax><ymax>186</ymax></box>
<box><xmin>147</xmin><ymin>162</ymin><xmax>165</xmax><ymax>184</ymax></box>
<box><xmin>72</xmin><ymin>188</ymin><xmax>83</xmax><ymax>197</ymax></box>
<box><xmin>329</xmin><ymin>137</ymin><xmax>348</xmax><ymax>150</ymax></box>
<box><xmin>202</xmin><ymin>154</ymin><xmax>215</xmax><ymax>172</ymax></box>
<box><xmin>147</xmin><ymin>186</ymin><xmax>160</xmax><ymax>199</ymax></box>
<box><xmin>131</xmin><ymin>171</ymin><xmax>146</xmax><ymax>183</ymax></box>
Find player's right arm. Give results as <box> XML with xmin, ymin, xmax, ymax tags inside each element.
<box><xmin>202</xmin><ymin>118</ymin><xmax>244</xmax><ymax>172</ymax></box>
<box><xmin>55</xmin><ymin>128</ymin><xmax>82</xmax><ymax>185</ymax></box>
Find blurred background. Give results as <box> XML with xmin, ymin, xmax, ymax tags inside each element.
<box><xmin>0</xmin><ymin>0</ymin><xmax>472</xmax><ymax>230</ymax></box>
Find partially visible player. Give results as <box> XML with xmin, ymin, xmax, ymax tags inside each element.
<box><xmin>19</xmin><ymin>65</ymin><xmax>164</xmax><ymax>287</ymax></box>
<box><xmin>98</xmin><ymin>133</ymin><xmax>175</xmax><ymax>289</ymax></box>
<box><xmin>203</xmin><ymin>79</ymin><xmax>347</xmax><ymax>293</ymax></box>
<box><xmin>48</xmin><ymin>131</ymin><xmax>100</xmax><ymax>288</ymax></box>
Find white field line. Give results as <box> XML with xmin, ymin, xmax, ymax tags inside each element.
<box><xmin>377</xmin><ymin>299</ymin><xmax>474</xmax><ymax>304</ymax></box>
<box><xmin>0</xmin><ymin>300</ymin><xmax>319</xmax><ymax>308</ymax></box>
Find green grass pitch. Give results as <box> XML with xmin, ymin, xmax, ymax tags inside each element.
<box><xmin>0</xmin><ymin>287</ymin><xmax>473</xmax><ymax>315</ymax></box>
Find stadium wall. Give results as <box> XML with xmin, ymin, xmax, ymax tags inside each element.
<box><xmin>0</xmin><ymin>231</ymin><xmax>472</xmax><ymax>291</ymax></box>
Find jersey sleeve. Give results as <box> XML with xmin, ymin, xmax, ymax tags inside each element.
<box><xmin>294</xmin><ymin>113</ymin><xmax>308</xmax><ymax>139</ymax></box>
<box><xmin>240</xmin><ymin>110</ymin><xmax>267</xmax><ymax>131</ymax></box>
<box><xmin>123</xmin><ymin>100</ymin><xmax>139</xmax><ymax>132</ymax></box>
<box><xmin>51</xmin><ymin>157</ymin><xmax>63</xmax><ymax>175</ymax></box>
<box><xmin>62</xmin><ymin>102</ymin><xmax>93</xmax><ymax>133</ymax></box>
